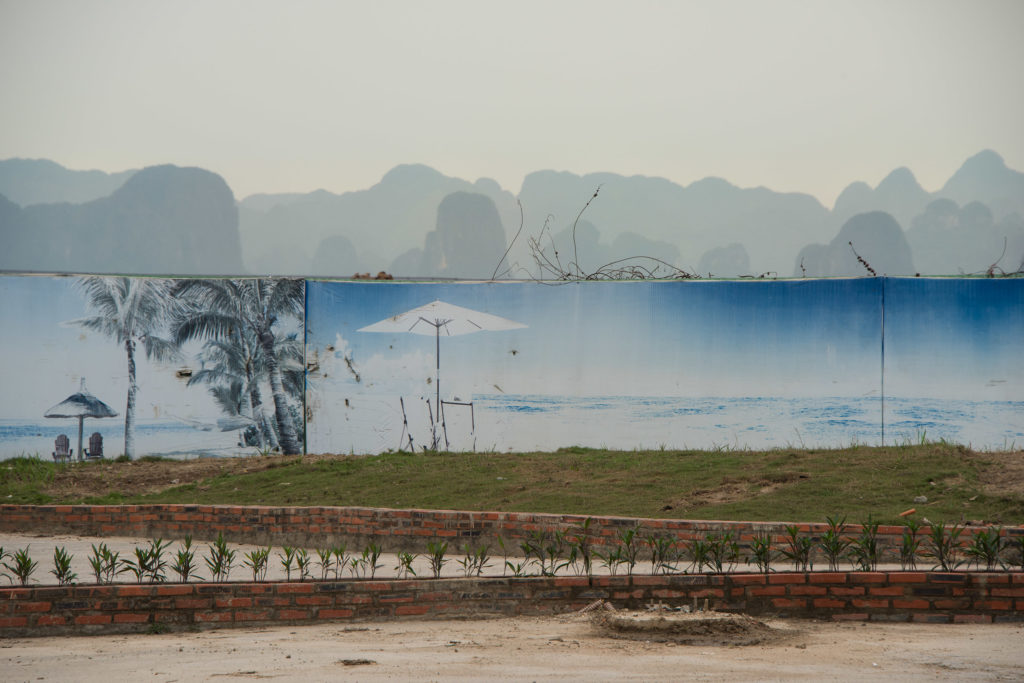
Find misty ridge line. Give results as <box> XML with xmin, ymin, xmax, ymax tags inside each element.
<box><xmin>1</xmin><ymin>150</ymin><xmax>1022</xmax><ymax>280</ymax></box>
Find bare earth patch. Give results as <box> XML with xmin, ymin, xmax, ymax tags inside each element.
<box><xmin>592</xmin><ymin>606</ymin><xmax>781</xmax><ymax>646</ymax></box>
<box><xmin>2</xmin><ymin>615</ymin><xmax>1022</xmax><ymax>681</ymax></box>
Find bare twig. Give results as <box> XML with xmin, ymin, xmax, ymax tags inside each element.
<box><xmin>848</xmin><ymin>241</ymin><xmax>877</xmax><ymax>276</ymax></box>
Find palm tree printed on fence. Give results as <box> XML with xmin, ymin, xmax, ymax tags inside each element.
<box><xmin>172</xmin><ymin>278</ymin><xmax>304</xmax><ymax>455</ymax></box>
<box><xmin>71</xmin><ymin>277</ymin><xmax>180</xmax><ymax>459</ymax></box>
<box><xmin>187</xmin><ymin>330</ymin><xmax>303</xmax><ymax>451</ymax></box>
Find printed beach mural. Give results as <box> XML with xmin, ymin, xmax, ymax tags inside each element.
<box><xmin>0</xmin><ymin>275</ymin><xmax>304</xmax><ymax>460</ymax></box>
<box><xmin>1</xmin><ymin>274</ymin><xmax>1021</xmax><ymax>460</ymax></box>
<box><xmin>305</xmin><ymin>277</ymin><xmax>1021</xmax><ymax>454</ymax></box>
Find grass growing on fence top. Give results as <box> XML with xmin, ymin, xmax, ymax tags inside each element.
<box><xmin>2</xmin><ymin>443</ymin><xmax>1021</xmax><ymax>525</ymax></box>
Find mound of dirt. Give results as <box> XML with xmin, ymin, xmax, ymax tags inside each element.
<box><xmin>592</xmin><ymin>609</ymin><xmax>781</xmax><ymax>646</ymax></box>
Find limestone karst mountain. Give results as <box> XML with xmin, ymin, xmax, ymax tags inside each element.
<box><xmin>794</xmin><ymin>212</ymin><xmax>915</xmax><ymax>277</ymax></box>
<box><xmin>238</xmin><ymin>164</ymin><xmax>520</xmax><ymax>276</ymax></box>
<box><xmin>2</xmin><ymin>151</ymin><xmax>1022</xmax><ymax>279</ymax></box>
<box><xmin>0</xmin><ymin>158</ymin><xmax>136</xmax><ymax>207</ymax></box>
<box><xmin>390</xmin><ymin>191</ymin><xmax>507</xmax><ymax>279</ymax></box>
<box><xmin>1</xmin><ymin>165</ymin><xmax>243</xmax><ymax>275</ymax></box>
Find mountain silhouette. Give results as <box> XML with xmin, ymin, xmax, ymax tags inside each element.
<box><xmin>795</xmin><ymin>211</ymin><xmax>914</xmax><ymax>277</ymax></box>
<box><xmin>907</xmin><ymin>198</ymin><xmax>1024</xmax><ymax>275</ymax></box>
<box><xmin>833</xmin><ymin>167</ymin><xmax>931</xmax><ymax>230</ymax></box>
<box><xmin>698</xmin><ymin>243</ymin><xmax>751</xmax><ymax>278</ymax></box>
<box><xmin>939</xmin><ymin>149</ymin><xmax>1024</xmax><ymax>220</ymax></box>
<box><xmin>3</xmin><ymin>150</ymin><xmax>1022</xmax><ymax>279</ymax></box>
<box><xmin>0</xmin><ymin>158</ymin><xmax>136</xmax><ymax>206</ymax></box>
<box><xmin>390</xmin><ymin>192</ymin><xmax>507</xmax><ymax>279</ymax></box>
<box><xmin>239</xmin><ymin>164</ymin><xmax>519</xmax><ymax>275</ymax></box>
<box><xmin>1</xmin><ymin>165</ymin><xmax>243</xmax><ymax>275</ymax></box>
<box><xmin>517</xmin><ymin>171</ymin><xmax>830</xmax><ymax>276</ymax></box>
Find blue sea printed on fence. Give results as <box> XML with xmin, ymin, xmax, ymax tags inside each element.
<box><xmin>305</xmin><ymin>278</ymin><xmax>892</xmax><ymax>454</ymax></box>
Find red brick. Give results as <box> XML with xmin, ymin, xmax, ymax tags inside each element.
<box><xmin>953</xmin><ymin>614</ymin><xmax>992</xmax><ymax>624</ymax></box>
<box><xmin>991</xmin><ymin>588</ymin><xmax>1024</xmax><ymax>598</ymax></box>
<box><xmin>851</xmin><ymin>598</ymin><xmax>889</xmax><ymax>609</ymax></box>
<box><xmin>395</xmin><ymin>604</ymin><xmax>431</xmax><ymax>616</ymax></box>
<box><xmin>15</xmin><ymin>602</ymin><xmax>51</xmax><ymax>613</ymax></box>
<box><xmin>849</xmin><ymin>572</ymin><xmax>887</xmax><ymax>584</ymax></box>
<box><xmin>770</xmin><ymin>598</ymin><xmax>807</xmax><ymax>609</ymax></box>
<box><xmin>829</xmin><ymin>586</ymin><xmax>865</xmax><ymax>596</ymax></box>
<box><xmin>234</xmin><ymin>610</ymin><xmax>273</xmax><ymax>622</ymax></box>
<box><xmin>277</xmin><ymin>609</ymin><xmax>310</xmax><ymax>620</ymax></box>
<box><xmin>36</xmin><ymin>615</ymin><xmax>66</xmax><ymax>626</ymax></box>
<box><xmin>973</xmin><ymin>600</ymin><xmax>1012</xmax><ymax>611</ymax></box>
<box><xmin>893</xmin><ymin>599</ymin><xmax>930</xmax><ymax>609</ymax></box>
<box><xmin>215</xmin><ymin>597</ymin><xmax>252</xmax><ymax>608</ymax></box>
<box><xmin>813</xmin><ymin>599</ymin><xmax>846</xmax><ymax>608</ymax></box>
<box><xmin>892</xmin><ymin>573</ymin><xmax>933</xmax><ymax>585</ymax></box>
<box><xmin>417</xmin><ymin>591</ymin><xmax>453</xmax><ymax>602</ymax></box>
<box><xmin>194</xmin><ymin>611</ymin><xmax>232</xmax><ymax>622</ymax></box>
<box><xmin>276</xmin><ymin>584</ymin><xmax>314</xmax><ymax>594</ymax></box>
<box><xmin>75</xmin><ymin>614</ymin><xmax>111</xmax><ymax>625</ymax></box>
<box><xmin>295</xmin><ymin>596</ymin><xmax>333</xmax><ymax>606</ymax></box>
<box><xmin>868</xmin><ymin>586</ymin><xmax>906</xmax><ymax>596</ymax></box>
<box><xmin>175</xmin><ymin>598</ymin><xmax>212</xmax><ymax>609</ymax></box>
<box><xmin>789</xmin><ymin>585</ymin><xmax>827</xmax><ymax>596</ymax></box>
<box><xmin>831</xmin><ymin>613</ymin><xmax>869</xmax><ymax>621</ymax></box>
<box><xmin>728</xmin><ymin>575</ymin><xmax>766</xmax><ymax>586</ymax></box>
<box><xmin>933</xmin><ymin>599</ymin><xmax>970</xmax><ymax>609</ymax></box>
<box><xmin>748</xmin><ymin>586</ymin><xmax>786</xmax><ymax>597</ymax></box>
<box><xmin>156</xmin><ymin>585</ymin><xmax>193</xmax><ymax>596</ymax></box>
<box><xmin>809</xmin><ymin>573</ymin><xmax>847</xmax><ymax>584</ymax></box>
<box><xmin>768</xmin><ymin>574</ymin><xmax>806</xmax><ymax>585</ymax></box>
<box><xmin>113</xmin><ymin>613</ymin><xmax>151</xmax><ymax>624</ymax></box>
<box><xmin>317</xmin><ymin>608</ymin><xmax>355</xmax><ymax>619</ymax></box>
<box><xmin>117</xmin><ymin>586</ymin><xmax>151</xmax><ymax>597</ymax></box>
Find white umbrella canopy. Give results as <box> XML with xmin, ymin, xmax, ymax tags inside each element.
<box><xmin>44</xmin><ymin>378</ymin><xmax>118</xmax><ymax>461</ymax></box>
<box><xmin>358</xmin><ymin>300</ymin><xmax>526</xmax><ymax>442</ymax></box>
<box><xmin>358</xmin><ymin>300</ymin><xmax>527</xmax><ymax>337</ymax></box>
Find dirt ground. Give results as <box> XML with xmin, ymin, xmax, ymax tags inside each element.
<box><xmin>3</xmin><ymin>613</ymin><xmax>1023</xmax><ymax>681</ymax></box>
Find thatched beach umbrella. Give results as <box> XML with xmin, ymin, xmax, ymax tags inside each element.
<box><xmin>44</xmin><ymin>378</ymin><xmax>118</xmax><ymax>461</ymax></box>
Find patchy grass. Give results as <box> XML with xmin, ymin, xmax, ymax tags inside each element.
<box><xmin>1</xmin><ymin>444</ymin><xmax>1021</xmax><ymax>525</ymax></box>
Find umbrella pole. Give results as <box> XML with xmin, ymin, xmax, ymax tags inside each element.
<box><xmin>435</xmin><ymin>324</ymin><xmax>440</xmax><ymax>419</ymax></box>
<box><xmin>77</xmin><ymin>416</ymin><xmax>84</xmax><ymax>462</ymax></box>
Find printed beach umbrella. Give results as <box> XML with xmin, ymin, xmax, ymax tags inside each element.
<box><xmin>358</xmin><ymin>299</ymin><xmax>526</xmax><ymax>416</ymax></box>
<box><xmin>44</xmin><ymin>378</ymin><xmax>118</xmax><ymax>461</ymax></box>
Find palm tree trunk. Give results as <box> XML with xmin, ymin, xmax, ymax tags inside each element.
<box><xmin>259</xmin><ymin>329</ymin><xmax>301</xmax><ymax>454</ymax></box>
<box><xmin>124</xmin><ymin>338</ymin><xmax>137</xmax><ymax>459</ymax></box>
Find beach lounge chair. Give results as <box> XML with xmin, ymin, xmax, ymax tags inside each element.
<box><xmin>52</xmin><ymin>434</ymin><xmax>71</xmax><ymax>462</ymax></box>
<box><xmin>84</xmin><ymin>432</ymin><xmax>104</xmax><ymax>459</ymax></box>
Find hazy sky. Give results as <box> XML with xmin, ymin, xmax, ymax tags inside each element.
<box><xmin>2</xmin><ymin>0</ymin><xmax>1022</xmax><ymax>206</ymax></box>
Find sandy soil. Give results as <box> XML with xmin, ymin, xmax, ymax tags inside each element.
<box><xmin>3</xmin><ymin>613</ymin><xmax>1023</xmax><ymax>681</ymax></box>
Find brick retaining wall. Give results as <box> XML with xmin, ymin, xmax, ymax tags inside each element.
<box><xmin>2</xmin><ymin>504</ymin><xmax>1021</xmax><ymax>557</ymax></box>
<box><xmin>2</xmin><ymin>571</ymin><xmax>1022</xmax><ymax>637</ymax></box>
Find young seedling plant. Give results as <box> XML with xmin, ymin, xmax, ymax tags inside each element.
<box><xmin>780</xmin><ymin>525</ymin><xmax>814</xmax><ymax>571</ymax></box>
<box><xmin>395</xmin><ymin>551</ymin><xmax>417</xmax><ymax>579</ymax></box>
<box><xmin>243</xmin><ymin>547</ymin><xmax>271</xmax><ymax>582</ymax></box>
<box><xmin>847</xmin><ymin>517</ymin><xmax>882</xmax><ymax>571</ymax></box>
<box><xmin>426</xmin><ymin>541</ymin><xmax>449</xmax><ymax>579</ymax></box>
<box><xmin>925</xmin><ymin>521</ymin><xmax>964</xmax><ymax>571</ymax></box>
<box><xmin>295</xmin><ymin>548</ymin><xmax>312</xmax><ymax>581</ymax></box>
<box><xmin>50</xmin><ymin>546</ymin><xmax>77</xmax><ymax>586</ymax></box>
<box><xmin>899</xmin><ymin>519</ymin><xmax>923</xmax><ymax>571</ymax></box>
<box><xmin>279</xmin><ymin>546</ymin><xmax>297</xmax><ymax>581</ymax></box>
<box><xmin>964</xmin><ymin>526</ymin><xmax>1005</xmax><ymax>571</ymax></box>
<box><xmin>819</xmin><ymin>515</ymin><xmax>850</xmax><ymax>571</ymax></box>
<box><xmin>3</xmin><ymin>547</ymin><xmax>38</xmax><ymax>586</ymax></box>
<box><xmin>171</xmin><ymin>536</ymin><xmax>201</xmax><ymax>583</ymax></box>
<box><xmin>205</xmin><ymin>533</ymin><xmax>236</xmax><ymax>582</ymax></box>
<box><xmin>746</xmin><ymin>532</ymin><xmax>774</xmax><ymax>574</ymax></box>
